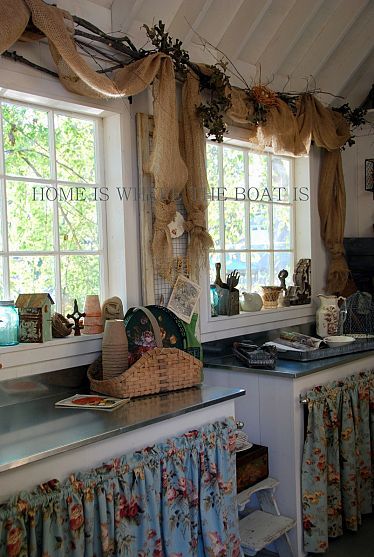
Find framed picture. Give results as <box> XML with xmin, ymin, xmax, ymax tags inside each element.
<box><xmin>167</xmin><ymin>275</ymin><xmax>201</xmax><ymax>323</ymax></box>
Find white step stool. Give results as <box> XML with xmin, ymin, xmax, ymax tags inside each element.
<box><xmin>237</xmin><ymin>477</ymin><xmax>296</xmax><ymax>557</ymax></box>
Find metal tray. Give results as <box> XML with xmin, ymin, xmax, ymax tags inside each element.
<box><xmin>276</xmin><ymin>339</ymin><xmax>374</xmax><ymax>361</ymax></box>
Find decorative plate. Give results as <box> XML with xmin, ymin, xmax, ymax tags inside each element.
<box><xmin>124</xmin><ymin>306</ymin><xmax>187</xmax><ymax>366</ymax></box>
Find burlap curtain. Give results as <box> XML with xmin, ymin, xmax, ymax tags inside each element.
<box><xmin>0</xmin><ymin>0</ymin><xmax>353</xmax><ymax>292</ymax></box>
<box><xmin>226</xmin><ymin>91</ymin><xmax>351</xmax><ymax>293</ymax></box>
<box><xmin>181</xmin><ymin>73</ymin><xmax>214</xmax><ymax>279</ymax></box>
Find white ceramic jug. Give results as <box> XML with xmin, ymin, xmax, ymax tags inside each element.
<box><xmin>240</xmin><ymin>292</ymin><xmax>263</xmax><ymax>312</ymax></box>
<box><xmin>316</xmin><ymin>294</ymin><xmax>345</xmax><ymax>337</ymax></box>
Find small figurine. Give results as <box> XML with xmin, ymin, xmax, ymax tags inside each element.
<box><xmin>67</xmin><ymin>299</ymin><xmax>86</xmax><ymax>336</ymax></box>
<box><xmin>292</xmin><ymin>259</ymin><xmax>311</xmax><ymax>305</ymax></box>
<box><xmin>278</xmin><ymin>269</ymin><xmax>290</xmax><ymax>307</ymax></box>
<box><xmin>278</xmin><ymin>269</ymin><xmax>288</xmax><ymax>291</ymax></box>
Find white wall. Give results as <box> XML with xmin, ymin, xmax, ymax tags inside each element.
<box><xmin>343</xmin><ymin>123</ymin><xmax>374</xmax><ymax>238</ymax></box>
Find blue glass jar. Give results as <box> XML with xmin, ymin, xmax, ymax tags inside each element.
<box><xmin>0</xmin><ymin>301</ymin><xmax>19</xmax><ymax>346</ymax></box>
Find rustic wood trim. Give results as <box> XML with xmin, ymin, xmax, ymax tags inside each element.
<box><xmin>136</xmin><ymin>112</ymin><xmax>155</xmax><ymax>305</ymax></box>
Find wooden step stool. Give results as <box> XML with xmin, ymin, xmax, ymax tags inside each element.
<box><xmin>237</xmin><ymin>477</ymin><xmax>296</xmax><ymax>557</ymax></box>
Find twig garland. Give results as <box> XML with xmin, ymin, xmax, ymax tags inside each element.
<box><xmin>1</xmin><ymin>16</ymin><xmax>367</xmax><ymax>146</ymax></box>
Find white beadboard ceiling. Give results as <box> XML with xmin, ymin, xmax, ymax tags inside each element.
<box><xmin>89</xmin><ymin>0</ymin><xmax>373</xmax><ymax>106</ymax></box>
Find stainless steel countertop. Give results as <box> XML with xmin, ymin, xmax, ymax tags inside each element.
<box><xmin>0</xmin><ymin>385</ymin><xmax>245</xmax><ymax>473</ymax></box>
<box><xmin>204</xmin><ymin>350</ymin><xmax>374</xmax><ymax>378</ymax></box>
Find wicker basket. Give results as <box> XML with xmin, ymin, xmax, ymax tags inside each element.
<box><xmin>88</xmin><ymin>347</ymin><xmax>202</xmax><ymax>399</ymax></box>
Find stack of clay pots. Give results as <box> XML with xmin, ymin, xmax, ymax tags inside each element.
<box><xmin>102</xmin><ymin>319</ymin><xmax>128</xmax><ymax>380</ymax></box>
<box><xmin>83</xmin><ymin>295</ymin><xmax>104</xmax><ymax>335</ymax></box>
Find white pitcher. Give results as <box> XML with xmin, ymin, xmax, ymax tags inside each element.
<box><xmin>316</xmin><ymin>294</ymin><xmax>346</xmax><ymax>337</ymax></box>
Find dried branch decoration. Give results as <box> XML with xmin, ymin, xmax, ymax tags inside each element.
<box><xmin>1</xmin><ymin>15</ymin><xmax>366</xmax><ymax>146</ymax></box>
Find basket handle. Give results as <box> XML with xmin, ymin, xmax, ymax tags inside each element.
<box><xmin>133</xmin><ymin>306</ymin><xmax>163</xmax><ymax>348</ymax></box>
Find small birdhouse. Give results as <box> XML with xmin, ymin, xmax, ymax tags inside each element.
<box><xmin>15</xmin><ymin>293</ymin><xmax>54</xmax><ymax>343</ymax></box>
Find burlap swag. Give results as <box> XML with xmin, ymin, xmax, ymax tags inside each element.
<box><xmin>0</xmin><ymin>0</ymin><xmax>351</xmax><ymax>292</ymax></box>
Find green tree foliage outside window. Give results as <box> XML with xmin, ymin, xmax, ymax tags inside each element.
<box><xmin>207</xmin><ymin>142</ymin><xmax>294</xmax><ymax>296</ymax></box>
<box><xmin>0</xmin><ymin>101</ymin><xmax>104</xmax><ymax>314</ymax></box>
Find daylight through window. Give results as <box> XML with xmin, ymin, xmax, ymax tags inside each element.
<box><xmin>207</xmin><ymin>142</ymin><xmax>296</xmax><ymax>296</ymax></box>
<box><xmin>0</xmin><ymin>99</ymin><xmax>106</xmax><ymax>314</ymax></box>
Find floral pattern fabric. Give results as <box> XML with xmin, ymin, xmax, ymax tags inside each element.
<box><xmin>0</xmin><ymin>419</ymin><xmax>242</xmax><ymax>557</ymax></box>
<box><xmin>302</xmin><ymin>369</ymin><xmax>374</xmax><ymax>553</ymax></box>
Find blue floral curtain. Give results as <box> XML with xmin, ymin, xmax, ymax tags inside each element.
<box><xmin>0</xmin><ymin>419</ymin><xmax>242</xmax><ymax>557</ymax></box>
<box><xmin>302</xmin><ymin>369</ymin><xmax>374</xmax><ymax>553</ymax></box>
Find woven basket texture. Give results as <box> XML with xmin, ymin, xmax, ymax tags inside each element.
<box><xmin>88</xmin><ymin>347</ymin><xmax>202</xmax><ymax>399</ymax></box>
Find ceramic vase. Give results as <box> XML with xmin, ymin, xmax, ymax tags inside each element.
<box><xmin>102</xmin><ymin>319</ymin><xmax>128</xmax><ymax>379</ymax></box>
<box><xmin>260</xmin><ymin>286</ymin><xmax>283</xmax><ymax>309</ymax></box>
<box><xmin>83</xmin><ymin>295</ymin><xmax>104</xmax><ymax>335</ymax></box>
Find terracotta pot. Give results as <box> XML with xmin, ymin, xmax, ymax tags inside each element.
<box><xmin>83</xmin><ymin>295</ymin><xmax>104</xmax><ymax>334</ymax></box>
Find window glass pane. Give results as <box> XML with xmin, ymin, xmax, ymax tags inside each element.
<box><xmin>55</xmin><ymin>115</ymin><xmax>96</xmax><ymax>183</ymax></box>
<box><xmin>248</xmin><ymin>152</ymin><xmax>267</xmax><ymax>195</ymax></box>
<box><xmin>223</xmin><ymin>147</ymin><xmax>244</xmax><ymax>197</ymax></box>
<box><xmin>0</xmin><ymin>187</ymin><xmax>3</xmax><ymax>251</ymax></box>
<box><xmin>7</xmin><ymin>181</ymin><xmax>54</xmax><ymax>251</ymax></box>
<box><xmin>251</xmin><ymin>252</ymin><xmax>270</xmax><ymax>291</ymax></box>
<box><xmin>206</xmin><ymin>143</ymin><xmax>219</xmax><ymax>189</ymax></box>
<box><xmin>274</xmin><ymin>252</ymin><xmax>293</xmax><ymax>284</ymax></box>
<box><xmin>2</xmin><ymin>102</ymin><xmax>50</xmax><ymax>179</ymax></box>
<box><xmin>59</xmin><ymin>193</ymin><xmax>99</xmax><ymax>251</ymax></box>
<box><xmin>272</xmin><ymin>157</ymin><xmax>290</xmax><ymax>202</ymax></box>
<box><xmin>61</xmin><ymin>255</ymin><xmax>100</xmax><ymax>314</ymax></box>
<box><xmin>208</xmin><ymin>199</ymin><xmax>221</xmax><ymax>249</ymax></box>
<box><xmin>209</xmin><ymin>252</ymin><xmax>223</xmax><ymax>284</ymax></box>
<box><xmin>224</xmin><ymin>200</ymin><xmax>245</xmax><ymax>249</ymax></box>
<box><xmin>9</xmin><ymin>256</ymin><xmax>55</xmax><ymax>300</ymax></box>
<box><xmin>225</xmin><ymin>252</ymin><xmax>247</xmax><ymax>292</ymax></box>
<box><xmin>273</xmin><ymin>204</ymin><xmax>291</xmax><ymax>249</ymax></box>
<box><xmin>250</xmin><ymin>203</ymin><xmax>270</xmax><ymax>249</ymax></box>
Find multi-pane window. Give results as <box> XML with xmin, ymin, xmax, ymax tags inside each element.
<box><xmin>0</xmin><ymin>99</ymin><xmax>106</xmax><ymax>314</ymax></box>
<box><xmin>207</xmin><ymin>142</ymin><xmax>294</xmax><ymax>295</ymax></box>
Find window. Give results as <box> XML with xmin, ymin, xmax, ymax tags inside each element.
<box><xmin>207</xmin><ymin>141</ymin><xmax>295</xmax><ymax>298</ymax></box>
<box><xmin>0</xmin><ymin>99</ymin><xmax>106</xmax><ymax>314</ymax></box>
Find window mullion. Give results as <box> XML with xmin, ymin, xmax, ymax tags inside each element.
<box><xmin>268</xmin><ymin>154</ymin><xmax>275</xmax><ymax>282</ymax></box>
<box><xmin>0</xmin><ymin>102</ymin><xmax>10</xmax><ymax>299</ymax></box>
<box><xmin>244</xmin><ymin>151</ymin><xmax>251</xmax><ymax>292</ymax></box>
<box><xmin>290</xmin><ymin>157</ymin><xmax>296</xmax><ymax>266</ymax></box>
<box><xmin>95</xmin><ymin>118</ymin><xmax>108</xmax><ymax>301</ymax></box>
<box><xmin>218</xmin><ymin>144</ymin><xmax>226</xmax><ymax>278</ymax></box>
<box><xmin>48</xmin><ymin>109</ymin><xmax>62</xmax><ymax>312</ymax></box>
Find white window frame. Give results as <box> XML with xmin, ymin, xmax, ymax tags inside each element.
<box><xmin>206</xmin><ymin>140</ymin><xmax>296</xmax><ymax>293</ymax></box>
<box><xmin>0</xmin><ymin>70</ymin><xmax>134</xmax><ymax>379</ymax></box>
<box><xmin>0</xmin><ymin>97</ymin><xmax>108</xmax><ymax>312</ymax></box>
<box><xmin>200</xmin><ymin>131</ymin><xmax>314</xmax><ymax>343</ymax></box>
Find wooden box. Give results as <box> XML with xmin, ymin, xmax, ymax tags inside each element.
<box><xmin>236</xmin><ymin>444</ymin><xmax>269</xmax><ymax>493</ymax></box>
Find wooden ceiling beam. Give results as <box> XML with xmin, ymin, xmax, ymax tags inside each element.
<box><xmin>278</xmin><ymin>0</ymin><xmax>342</xmax><ymax>77</ymax></box>
<box><xmin>217</xmin><ymin>0</ymin><xmax>271</xmax><ymax>62</ymax></box>
<box><xmin>238</xmin><ymin>0</ymin><xmax>295</xmax><ymax>65</ymax></box>
<box><xmin>189</xmin><ymin>0</ymin><xmax>245</xmax><ymax>48</ymax></box>
<box><xmin>290</xmin><ymin>0</ymin><xmax>369</xmax><ymax>86</ymax></box>
<box><xmin>111</xmin><ymin>0</ymin><xmax>145</xmax><ymax>34</ymax></box>
<box><xmin>167</xmin><ymin>0</ymin><xmax>214</xmax><ymax>44</ymax></box>
<box><xmin>257</xmin><ymin>0</ymin><xmax>325</xmax><ymax>80</ymax></box>
<box><xmin>315</xmin><ymin>1</ymin><xmax>374</xmax><ymax>99</ymax></box>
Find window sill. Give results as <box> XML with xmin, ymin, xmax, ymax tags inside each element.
<box><xmin>200</xmin><ymin>304</ymin><xmax>315</xmax><ymax>342</ymax></box>
<box><xmin>0</xmin><ymin>334</ymin><xmax>102</xmax><ymax>380</ymax></box>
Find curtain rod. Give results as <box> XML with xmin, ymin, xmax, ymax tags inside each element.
<box><xmin>299</xmin><ymin>395</ymin><xmax>309</xmax><ymax>404</ymax></box>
